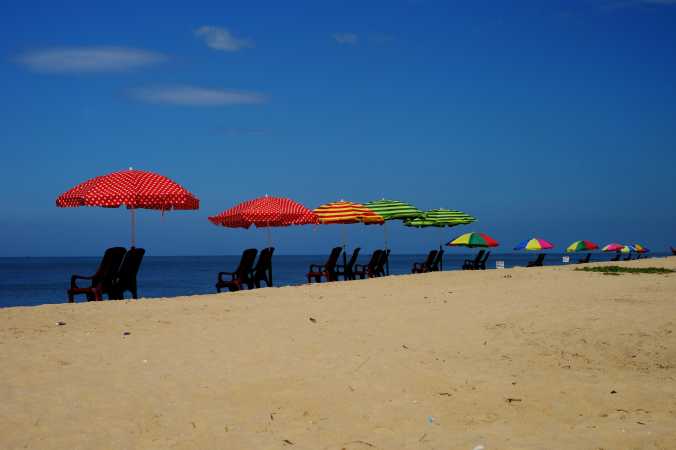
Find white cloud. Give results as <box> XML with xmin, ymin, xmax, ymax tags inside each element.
<box><xmin>130</xmin><ymin>85</ymin><xmax>266</xmax><ymax>106</ymax></box>
<box><xmin>16</xmin><ymin>47</ymin><xmax>166</xmax><ymax>74</ymax></box>
<box><xmin>194</xmin><ymin>26</ymin><xmax>254</xmax><ymax>52</ymax></box>
<box><xmin>333</xmin><ymin>33</ymin><xmax>358</xmax><ymax>45</ymax></box>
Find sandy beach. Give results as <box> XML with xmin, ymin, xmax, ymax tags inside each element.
<box><xmin>1</xmin><ymin>258</ymin><xmax>675</xmax><ymax>450</ymax></box>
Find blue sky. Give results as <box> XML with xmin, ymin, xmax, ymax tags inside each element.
<box><xmin>1</xmin><ymin>0</ymin><xmax>675</xmax><ymax>256</ymax></box>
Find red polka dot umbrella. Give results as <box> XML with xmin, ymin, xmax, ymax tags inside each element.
<box><xmin>56</xmin><ymin>168</ymin><xmax>199</xmax><ymax>246</ymax></box>
<box><xmin>208</xmin><ymin>195</ymin><xmax>318</xmax><ymax>246</ymax></box>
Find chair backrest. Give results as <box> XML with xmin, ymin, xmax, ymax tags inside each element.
<box><xmin>481</xmin><ymin>251</ymin><xmax>491</xmax><ymax>263</ymax></box>
<box><xmin>325</xmin><ymin>247</ymin><xmax>343</xmax><ymax>272</ymax></box>
<box><xmin>346</xmin><ymin>247</ymin><xmax>361</xmax><ymax>270</ymax></box>
<box><xmin>94</xmin><ymin>247</ymin><xmax>127</xmax><ymax>288</ymax></box>
<box><xmin>535</xmin><ymin>253</ymin><xmax>546</xmax><ymax>265</ymax></box>
<box><xmin>254</xmin><ymin>247</ymin><xmax>275</xmax><ymax>273</ymax></box>
<box><xmin>116</xmin><ymin>247</ymin><xmax>146</xmax><ymax>288</ymax></box>
<box><xmin>430</xmin><ymin>249</ymin><xmax>444</xmax><ymax>271</ymax></box>
<box><xmin>473</xmin><ymin>250</ymin><xmax>486</xmax><ymax>264</ymax></box>
<box><xmin>236</xmin><ymin>248</ymin><xmax>258</xmax><ymax>278</ymax></box>
<box><xmin>368</xmin><ymin>249</ymin><xmax>384</xmax><ymax>270</ymax></box>
<box><xmin>424</xmin><ymin>250</ymin><xmax>438</xmax><ymax>268</ymax></box>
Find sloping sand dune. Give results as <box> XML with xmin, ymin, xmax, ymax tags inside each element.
<box><xmin>2</xmin><ymin>258</ymin><xmax>675</xmax><ymax>449</ymax></box>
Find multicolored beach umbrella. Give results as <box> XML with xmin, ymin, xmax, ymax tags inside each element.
<box><xmin>620</xmin><ymin>245</ymin><xmax>636</xmax><ymax>254</ymax></box>
<box><xmin>514</xmin><ymin>237</ymin><xmax>554</xmax><ymax>251</ymax></box>
<box><xmin>404</xmin><ymin>209</ymin><xmax>475</xmax><ymax>228</ymax></box>
<box><xmin>634</xmin><ymin>244</ymin><xmax>650</xmax><ymax>253</ymax></box>
<box><xmin>566</xmin><ymin>240</ymin><xmax>599</xmax><ymax>253</ymax></box>
<box><xmin>602</xmin><ymin>243</ymin><xmax>625</xmax><ymax>252</ymax></box>
<box><xmin>447</xmin><ymin>232</ymin><xmax>499</xmax><ymax>248</ymax></box>
<box><xmin>56</xmin><ymin>168</ymin><xmax>199</xmax><ymax>247</ymax></box>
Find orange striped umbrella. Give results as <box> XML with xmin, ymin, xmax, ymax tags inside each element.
<box><xmin>313</xmin><ymin>201</ymin><xmax>384</xmax><ymax>224</ymax></box>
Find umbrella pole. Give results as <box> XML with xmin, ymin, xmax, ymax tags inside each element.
<box><xmin>384</xmin><ymin>221</ymin><xmax>390</xmax><ymax>275</ymax></box>
<box><xmin>439</xmin><ymin>227</ymin><xmax>443</xmax><ymax>271</ymax></box>
<box><xmin>130</xmin><ymin>208</ymin><xmax>136</xmax><ymax>248</ymax></box>
<box><xmin>342</xmin><ymin>225</ymin><xmax>348</xmax><ymax>266</ymax></box>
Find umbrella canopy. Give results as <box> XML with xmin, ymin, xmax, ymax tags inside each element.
<box><xmin>602</xmin><ymin>243</ymin><xmax>625</xmax><ymax>252</ymax></box>
<box><xmin>208</xmin><ymin>196</ymin><xmax>318</xmax><ymax>229</ymax></box>
<box><xmin>447</xmin><ymin>232</ymin><xmax>499</xmax><ymax>248</ymax></box>
<box><xmin>56</xmin><ymin>168</ymin><xmax>199</xmax><ymax>246</ymax></box>
<box><xmin>57</xmin><ymin>169</ymin><xmax>199</xmax><ymax>210</ymax></box>
<box><xmin>620</xmin><ymin>245</ymin><xmax>636</xmax><ymax>254</ymax></box>
<box><xmin>364</xmin><ymin>199</ymin><xmax>422</xmax><ymax>221</ymax></box>
<box><xmin>514</xmin><ymin>237</ymin><xmax>554</xmax><ymax>251</ymax></box>
<box><xmin>313</xmin><ymin>201</ymin><xmax>384</xmax><ymax>224</ymax></box>
<box><xmin>566</xmin><ymin>240</ymin><xmax>599</xmax><ymax>253</ymax></box>
<box><xmin>634</xmin><ymin>244</ymin><xmax>650</xmax><ymax>253</ymax></box>
<box><xmin>404</xmin><ymin>209</ymin><xmax>475</xmax><ymax>228</ymax></box>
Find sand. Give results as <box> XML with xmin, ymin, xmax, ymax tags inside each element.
<box><xmin>1</xmin><ymin>257</ymin><xmax>676</xmax><ymax>450</ymax></box>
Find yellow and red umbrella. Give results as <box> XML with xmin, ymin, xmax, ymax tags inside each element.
<box><xmin>314</xmin><ymin>201</ymin><xmax>384</xmax><ymax>224</ymax></box>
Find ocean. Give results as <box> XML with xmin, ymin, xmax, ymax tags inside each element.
<box><xmin>0</xmin><ymin>252</ymin><xmax>667</xmax><ymax>308</ymax></box>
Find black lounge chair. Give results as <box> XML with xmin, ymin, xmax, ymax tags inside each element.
<box><xmin>110</xmin><ymin>247</ymin><xmax>145</xmax><ymax>299</ymax></box>
<box><xmin>527</xmin><ymin>254</ymin><xmax>546</xmax><ymax>267</ymax></box>
<box><xmin>381</xmin><ymin>248</ymin><xmax>391</xmax><ymax>276</ymax></box>
<box><xmin>429</xmin><ymin>249</ymin><xmax>444</xmax><ymax>271</ymax></box>
<box><xmin>610</xmin><ymin>252</ymin><xmax>621</xmax><ymax>262</ymax></box>
<box><xmin>249</xmin><ymin>247</ymin><xmax>275</xmax><ymax>288</ymax></box>
<box><xmin>354</xmin><ymin>249</ymin><xmax>384</xmax><ymax>279</ymax></box>
<box><xmin>412</xmin><ymin>250</ymin><xmax>438</xmax><ymax>273</ymax></box>
<box><xmin>671</xmin><ymin>246</ymin><xmax>676</xmax><ymax>255</ymax></box>
<box><xmin>216</xmin><ymin>248</ymin><xmax>258</xmax><ymax>292</ymax></box>
<box><xmin>623</xmin><ymin>254</ymin><xmax>632</xmax><ymax>261</ymax></box>
<box><xmin>479</xmin><ymin>251</ymin><xmax>491</xmax><ymax>270</ymax></box>
<box><xmin>463</xmin><ymin>250</ymin><xmax>485</xmax><ymax>270</ymax></box>
<box><xmin>68</xmin><ymin>247</ymin><xmax>127</xmax><ymax>302</ymax></box>
<box><xmin>576</xmin><ymin>253</ymin><xmax>591</xmax><ymax>264</ymax></box>
<box><xmin>374</xmin><ymin>249</ymin><xmax>389</xmax><ymax>277</ymax></box>
<box><xmin>335</xmin><ymin>247</ymin><xmax>360</xmax><ymax>281</ymax></box>
<box><xmin>307</xmin><ymin>247</ymin><xmax>342</xmax><ymax>283</ymax></box>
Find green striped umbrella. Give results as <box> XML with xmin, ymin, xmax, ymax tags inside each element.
<box><xmin>404</xmin><ymin>209</ymin><xmax>476</xmax><ymax>228</ymax></box>
<box><xmin>364</xmin><ymin>199</ymin><xmax>423</xmax><ymax>275</ymax></box>
<box><xmin>404</xmin><ymin>209</ymin><xmax>476</xmax><ymax>270</ymax></box>
<box><xmin>364</xmin><ymin>199</ymin><xmax>423</xmax><ymax>221</ymax></box>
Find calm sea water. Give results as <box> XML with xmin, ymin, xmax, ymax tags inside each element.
<box><xmin>0</xmin><ymin>252</ymin><xmax>667</xmax><ymax>308</ymax></box>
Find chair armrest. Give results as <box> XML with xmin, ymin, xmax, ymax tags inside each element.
<box><xmin>217</xmin><ymin>271</ymin><xmax>236</xmax><ymax>282</ymax></box>
<box><xmin>70</xmin><ymin>274</ymin><xmax>94</xmax><ymax>288</ymax></box>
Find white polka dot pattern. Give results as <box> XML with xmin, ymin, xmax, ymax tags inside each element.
<box><xmin>208</xmin><ymin>196</ymin><xmax>318</xmax><ymax>229</ymax></box>
<box><xmin>56</xmin><ymin>169</ymin><xmax>200</xmax><ymax>211</ymax></box>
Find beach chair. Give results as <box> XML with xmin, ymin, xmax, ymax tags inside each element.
<box><xmin>249</xmin><ymin>247</ymin><xmax>275</xmax><ymax>288</ymax></box>
<box><xmin>412</xmin><ymin>250</ymin><xmax>437</xmax><ymax>273</ymax></box>
<box><xmin>381</xmin><ymin>249</ymin><xmax>391</xmax><ymax>276</ymax></box>
<box><xmin>671</xmin><ymin>247</ymin><xmax>676</xmax><ymax>255</ymax></box>
<box><xmin>610</xmin><ymin>253</ymin><xmax>621</xmax><ymax>261</ymax></box>
<box><xmin>110</xmin><ymin>247</ymin><xmax>145</xmax><ymax>299</ymax></box>
<box><xmin>527</xmin><ymin>254</ymin><xmax>546</xmax><ymax>267</ymax></box>
<box><xmin>335</xmin><ymin>247</ymin><xmax>360</xmax><ymax>281</ymax></box>
<box><xmin>462</xmin><ymin>250</ymin><xmax>485</xmax><ymax>270</ymax></box>
<box><xmin>429</xmin><ymin>249</ymin><xmax>444</xmax><ymax>271</ymax></box>
<box><xmin>479</xmin><ymin>251</ymin><xmax>491</xmax><ymax>270</ymax></box>
<box><xmin>216</xmin><ymin>248</ymin><xmax>258</xmax><ymax>292</ymax></box>
<box><xmin>576</xmin><ymin>253</ymin><xmax>591</xmax><ymax>264</ymax></box>
<box><xmin>374</xmin><ymin>249</ymin><xmax>390</xmax><ymax>277</ymax></box>
<box><xmin>354</xmin><ymin>249</ymin><xmax>384</xmax><ymax>279</ymax></box>
<box><xmin>307</xmin><ymin>247</ymin><xmax>342</xmax><ymax>283</ymax></box>
<box><xmin>623</xmin><ymin>254</ymin><xmax>632</xmax><ymax>261</ymax></box>
<box><xmin>68</xmin><ymin>247</ymin><xmax>127</xmax><ymax>302</ymax></box>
